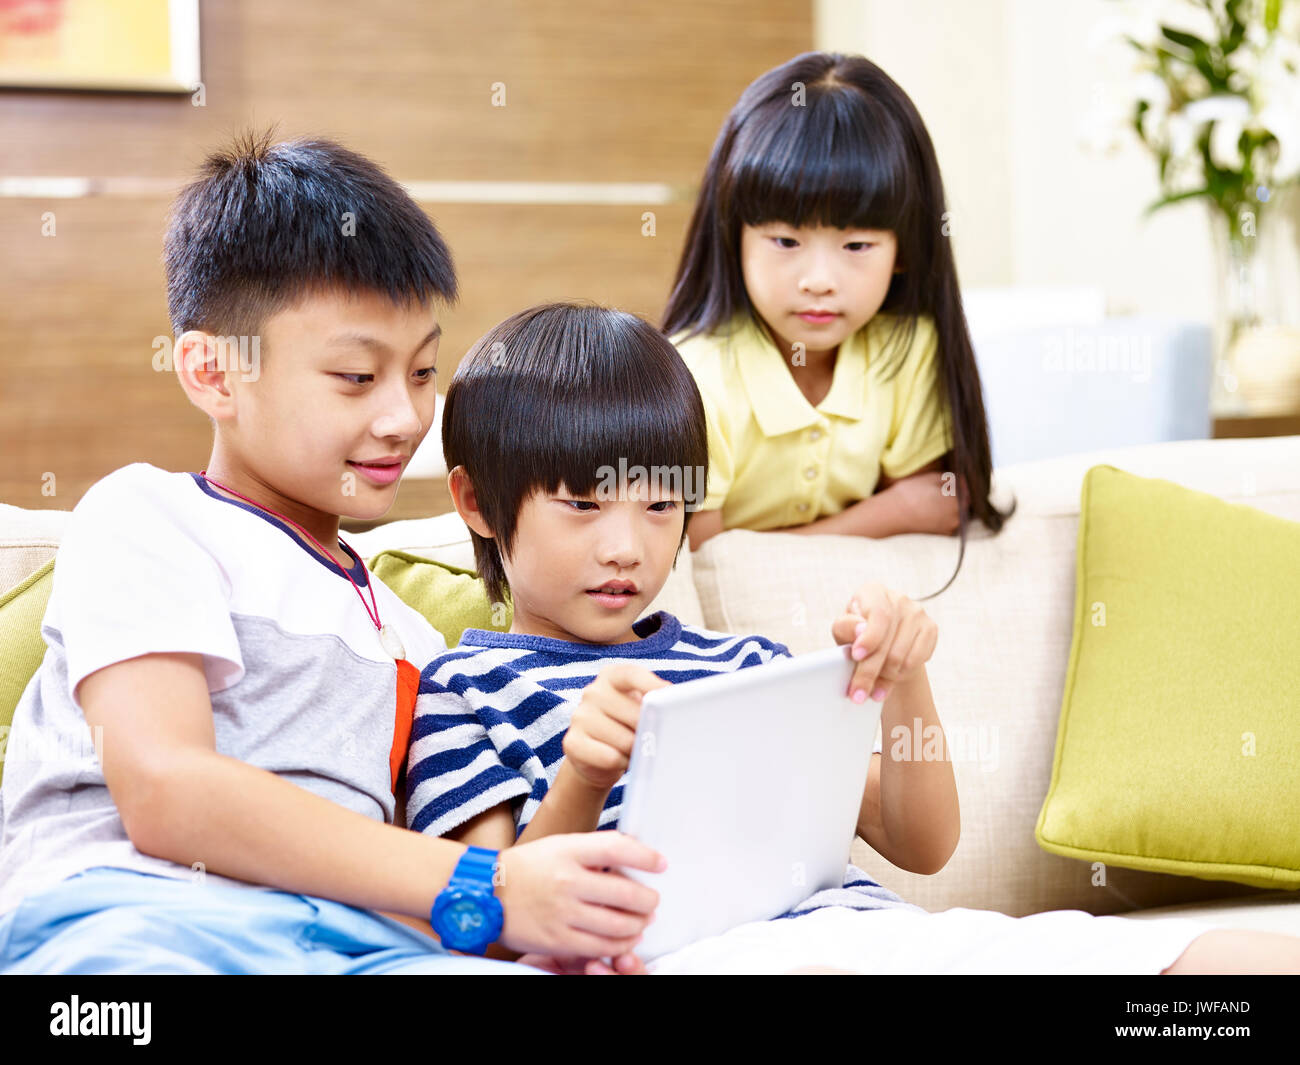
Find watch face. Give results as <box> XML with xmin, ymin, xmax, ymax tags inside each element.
<box><xmin>446</xmin><ymin>898</ymin><xmax>486</xmax><ymax>936</ymax></box>
<box><xmin>432</xmin><ymin>888</ymin><xmax>503</xmax><ymax>953</ymax></box>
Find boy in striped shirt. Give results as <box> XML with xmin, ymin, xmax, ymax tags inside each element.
<box><xmin>404</xmin><ymin>302</ymin><xmax>950</xmax><ymax>969</ymax></box>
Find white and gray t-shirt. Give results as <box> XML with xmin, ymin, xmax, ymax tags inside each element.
<box><xmin>0</xmin><ymin>463</ymin><xmax>445</xmax><ymax>916</ymax></box>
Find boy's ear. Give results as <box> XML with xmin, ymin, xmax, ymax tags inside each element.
<box><xmin>174</xmin><ymin>330</ymin><xmax>237</xmax><ymax>418</ymax></box>
<box><xmin>448</xmin><ymin>465</ymin><xmax>495</xmax><ymax>540</ymax></box>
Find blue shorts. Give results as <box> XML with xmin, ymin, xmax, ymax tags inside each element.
<box><xmin>0</xmin><ymin>866</ymin><xmax>539</xmax><ymax>975</ymax></box>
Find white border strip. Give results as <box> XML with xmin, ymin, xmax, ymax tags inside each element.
<box><xmin>0</xmin><ymin>178</ymin><xmax>94</xmax><ymax>198</ymax></box>
<box><xmin>0</xmin><ymin>177</ymin><xmax>690</xmax><ymax>204</ymax></box>
<box><xmin>401</xmin><ymin>180</ymin><xmax>681</xmax><ymax>205</ymax></box>
<box><xmin>168</xmin><ymin>0</ymin><xmax>203</xmax><ymax>91</ymax></box>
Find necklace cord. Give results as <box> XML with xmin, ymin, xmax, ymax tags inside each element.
<box><xmin>198</xmin><ymin>470</ymin><xmax>382</xmax><ymax>633</ymax></box>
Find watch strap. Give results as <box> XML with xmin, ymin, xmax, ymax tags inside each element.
<box><xmin>449</xmin><ymin>845</ymin><xmax>498</xmax><ymax>890</ymax></box>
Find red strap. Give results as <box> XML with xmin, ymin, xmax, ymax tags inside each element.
<box><xmin>391</xmin><ymin>658</ymin><xmax>419</xmax><ymax>795</ymax></box>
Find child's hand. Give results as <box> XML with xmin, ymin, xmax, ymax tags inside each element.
<box><xmin>876</xmin><ymin>472</ymin><xmax>964</xmax><ymax>535</ymax></box>
<box><xmin>832</xmin><ymin>582</ymin><xmax>938</xmax><ymax>705</ymax></box>
<box><xmin>516</xmin><ymin>951</ymin><xmax>648</xmax><ymax>975</ymax></box>
<box><xmin>496</xmin><ymin>831</ymin><xmax>665</xmax><ymax>958</ymax></box>
<box><xmin>564</xmin><ymin>664</ymin><xmax>670</xmax><ymax>792</ymax></box>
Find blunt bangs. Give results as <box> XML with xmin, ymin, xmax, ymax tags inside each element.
<box><xmin>724</xmin><ymin>82</ymin><xmax>916</xmax><ymax>236</ymax></box>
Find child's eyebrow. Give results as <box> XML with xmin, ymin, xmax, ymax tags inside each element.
<box><xmin>325</xmin><ymin>324</ymin><xmax>442</xmax><ymax>357</ymax></box>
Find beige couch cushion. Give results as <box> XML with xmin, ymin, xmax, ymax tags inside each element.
<box><xmin>1118</xmin><ymin>890</ymin><xmax>1300</xmax><ymax>934</ymax></box>
<box><xmin>0</xmin><ymin>503</ymin><xmax>70</xmax><ymax>598</ymax></box>
<box><xmin>691</xmin><ymin>435</ymin><xmax>1300</xmax><ymax>918</ymax></box>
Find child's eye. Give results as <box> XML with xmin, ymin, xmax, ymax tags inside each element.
<box><xmin>649</xmin><ymin>501</ymin><xmax>677</xmax><ymax>512</ymax></box>
<box><xmin>564</xmin><ymin>500</ymin><xmax>598</xmax><ymax>512</ymax></box>
<box><xmin>772</xmin><ymin>236</ymin><xmax>799</xmax><ymax>249</ymax></box>
<box><xmin>845</xmin><ymin>241</ymin><xmax>876</xmax><ymax>252</ymax></box>
<box><xmin>414</xmin><ymin>367</ymin><xmax>436</xmax><ymax>382</ymax></box>
<box><xmin>334</xmin><ymin>373</ymin><xmax>373</xmax><ymax>385</ymax></box>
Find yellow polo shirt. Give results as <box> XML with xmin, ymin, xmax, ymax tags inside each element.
<box><xmin>673</xmin><ymin>312</ymin><xmax>953</xmax><ymax>531</ymax></box>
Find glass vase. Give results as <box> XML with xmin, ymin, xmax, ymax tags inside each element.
<box><xmin>1208</xmin><ymin>198</ymin><xmax>1300</xmax><ymax>417</ymax></box>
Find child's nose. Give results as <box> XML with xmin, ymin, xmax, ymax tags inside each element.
<box><xmin>596</xmin><ymin>517</ymin><xmax>643</xmax><ymax>568</ymax></box>
<box><xmin>597</xmin><ymin>539</ymin><xmax>642</xmax><ymax>568</ymax></box>
<box><xmin>797</xmin><ymin>255</ymin><xmax>836</xmax><ymax>295</ymax></box>
<box><xmin>372</xmin><ymin>386</ymin><xmax>426</xmax><ymax>439</ymax></box>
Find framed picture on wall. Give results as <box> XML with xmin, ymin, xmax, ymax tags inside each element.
<box><xmin>0</xmin><ymin>0</ymin><xmax>200</xmax><ymax>93</ymax></box>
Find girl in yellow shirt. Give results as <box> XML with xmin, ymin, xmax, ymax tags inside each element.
<box><xmin>664</xmin><ymin>51</ymin><xmax>1014</xmax><ymax>583</ymax></box>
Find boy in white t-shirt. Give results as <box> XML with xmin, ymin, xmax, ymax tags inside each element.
<box><xmin>0</xmin><ymin>132</ymin><xmax>663</xmax><ymax>975</ymax></box>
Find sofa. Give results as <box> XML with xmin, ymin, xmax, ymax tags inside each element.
<box><xmin>2</xmin><ymin>433</ymin><xmax>1298</xmax><ymax>937</ymax></box>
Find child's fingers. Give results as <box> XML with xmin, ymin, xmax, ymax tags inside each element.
<box><xmin>830</xmin><ymin>611</ymin><xmax>868</xmax><ymax>649</ymax></box>
<box><xmin>569</xmin><ymin>712</ymin><xmax>634</xmax><ymax>764</ymax></box>
<box><xmin>833</xmin><ymin>604</ymin><xmax>891</xmax><ymax>660</ymax></box>
<box><xmin>576</xmin><ymin>866</ymin><xmax>661</xmax><ymax>916</ymax></box>
<box><xmin>869</xmin><ymin>622</ymin><xmax>923</xmax><ymax>703</ymax></box>
<box><xmin>847</xmin><ymin>609</ymin><xmax>900</xmax><ymax>702</ymax></box>
<box><xmin>563</xmin><ymin>730</ymin><xmax>633</xmax><ymax>778</ymax></box>
<box><xmin>575</xmin><ymin>829</ymin><xmax>668</xmax><ymax>878</ymax></box>
<box><xmin>569</xmin><ymin>898</ymin><xmax>652</xmax><ymax>941</ymax></box>
<box><xmin>582</xmin><ymin>686</ymin><xmax>644</xmax><ymax>730</ymax></box>
<box><xmin>555</xmin><ymin>927</ymin><xmax>644</xmax><ymax>960</ymax></box>
<box><xmin>607</xmin><ymin>952</ymin><xmax>648</xmax><ymax>975</ymax></box>
<box><xmin>597</xmin><ymin>663</ymin><xmax>671</xmax><ymax>696</ymax></box>
<box><xmin>845</xmin><ymin>584</ymin><xmax>890</xmax><ymax>622</ymax></box>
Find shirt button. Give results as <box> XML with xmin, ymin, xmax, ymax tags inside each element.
<box><xmin>803</xmin><ymin>466</ymin><xmax>818</xmax><ymax>481</ymax></box>
<box><xmin>809</xmin><ymin>427</ymin><xmax>823</xmax><ymax>442</ymax></box>
<box><xmin>796</xmin><ymin>502</ymin><xmax>810</xmax><ymax>513</ymax></box>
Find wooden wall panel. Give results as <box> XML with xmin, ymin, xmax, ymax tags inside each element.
<box><xmin>0</xmin><ymin>196</ymin><xmax>696</xmax><ymax>507</ymax></box>
<box><xmin>2</xmin><ymin>0</ymin><xmax>810</xmax><ymax>182</ymax></box>
<box><xmin>0</xmin><ymin>0</ymin><xmax>811</xmax><ymax>510</ymax></box>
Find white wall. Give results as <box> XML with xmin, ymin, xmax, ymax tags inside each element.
<box><xmin>813</xmin><ymin>0</ymin><xmax>1300</xmax><ymax>327</ymax></box>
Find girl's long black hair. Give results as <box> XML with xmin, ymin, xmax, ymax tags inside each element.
<box><xmin>662</xmin><ymin>51</ymin><xmax>1014</xmax><ymax>596</ymax></box>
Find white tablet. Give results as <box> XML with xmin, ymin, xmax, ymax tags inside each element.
<box><xmin>616</xmin><ymin>644</ymin><xmax>881</xmax><ymax>961</ymax></box>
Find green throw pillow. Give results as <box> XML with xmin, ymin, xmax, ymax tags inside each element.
<box><xmin>1035</xmin><ymin>465</ymin><xmax>1300</xmax><ymax>890</ymax></box>
<box><xmin>368</xmin><ymin>549</ymin><xmax>510</xmax><ymax>648</ymax></box>
<box><xmin>1</xmin><ymin>559</ymin><xmax>55</xmax><ymax>788</ymax></box>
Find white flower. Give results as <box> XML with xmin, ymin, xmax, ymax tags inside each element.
<box><xmin>1258</xmin><ymin>102</ymin><xmax>1300</xmax><ymax>182</ymax></box>
<box><xmin>1183</xmin><ymin>95</ymin><xmax>1252</xmax><ymax>170</ymax></box>
<box><xmin>1250</xmin><ymin>34</ymin><xmax>1300</xmax><ymax>182</ymax></box>
<box><xmin>1132</xmin><ymin>69</ymin><xmax>1172</xmax><ymax>110</ymax></box>
<box><xmin>1146</xmin><ymin>0</ymin><xmax>1221</xmax><ymax>48</ymax></box>
<box><xmin>1280</xmin><ymin>0</ymin><xmax>1300</xmax><ymax>40</ymax></box>
<box><xmin>1084</xmin><ymin>0</ymin><xmax>1300</xmax><ymax>191</ymax></box>
<box><xmin>1166</xmin><ymin>110</ymin><xmax>1197</xmax><ymax>160</ymax></box>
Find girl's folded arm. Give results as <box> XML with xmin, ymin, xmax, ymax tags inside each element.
<box><xmin>875</xmin><ymin>457</ymin><xmax>943</xmax><ymax>491</ymax></box>
<box><xmin>686</xmin><ymin>507</ymin><xmax>725</xmax><ymax>550</ymax></box>
<box><xmin>787</xmin><ymin>458</ymin><xmax>958</xmax><ymax>539</ymax></box>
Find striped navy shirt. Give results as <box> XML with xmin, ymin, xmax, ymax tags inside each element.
<box><xmin>406</xmin><ymin>611</ymin><xmax>920</xmax><ymax>918</ymax></box>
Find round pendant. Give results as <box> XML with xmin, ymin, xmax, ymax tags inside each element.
<box><xmin>379</xmin><ymin>623</ymin><xmax>406</xmax><ymax>661</ymax></box>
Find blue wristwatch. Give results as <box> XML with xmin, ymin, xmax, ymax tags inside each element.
<box><xmin>430</xmin><ymin>846</ymin><xmax>504</xmax><ymax>954</ymax></box>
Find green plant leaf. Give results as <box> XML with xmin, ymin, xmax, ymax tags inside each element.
<box><xmin>1133</xmin><ymin>99</ymin><xmax>1150</xmax><ymax>143</ymax></box>
<box><xmin>1160</xmin><ymin>26</ymin><xmax>1210</xmax><ymax>53</ymax></box>
<box><xmin>1145</xmin><ymin>187</ymin><xmax>1211</xmax><ymax>216</ymax></box>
